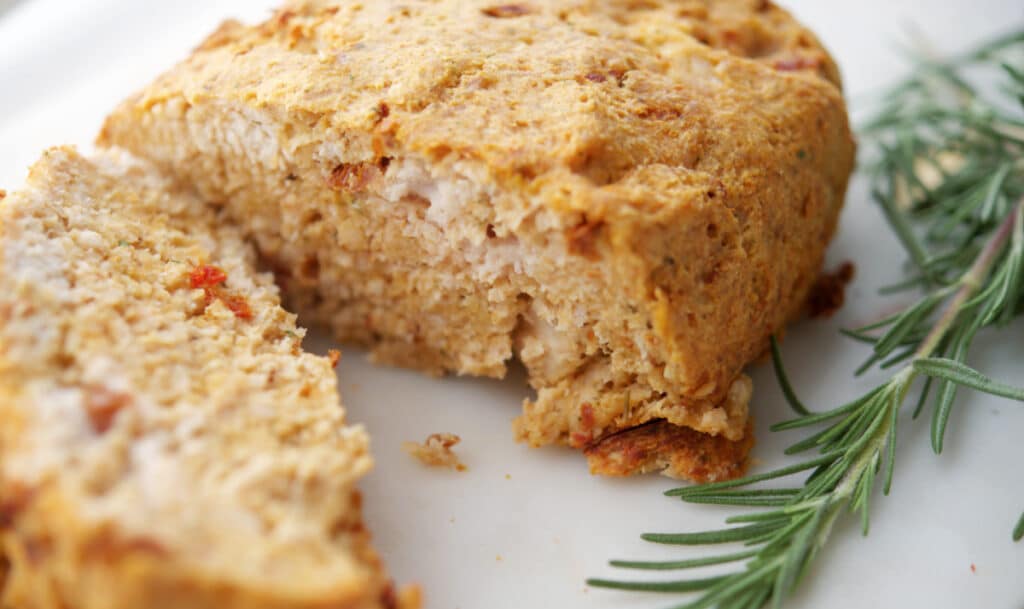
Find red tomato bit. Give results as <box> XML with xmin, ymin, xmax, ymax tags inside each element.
<box><xmin>224</xmin><ymin>295</ymin><xmax>254</xmax><ymax>320</ymax></box>
<box><xmin>189</xmin><ymin>264</ymin><xmax>228</xmax><ymax>289</ymax></box>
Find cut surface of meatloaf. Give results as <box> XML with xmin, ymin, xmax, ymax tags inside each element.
<box><xmin>99</xmin><ymin>0</ymin><xmax>856</xmax><ymax>480</ymax></box>
<box><xmin>0</xmin><ymin>148</ymin><xmax>413</xmax><ymax>609</ymax></box>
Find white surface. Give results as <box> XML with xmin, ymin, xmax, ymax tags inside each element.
<box><xmin>1</xmin><ymin>2</ymin><xmax>1022</xmax><ymax>608</ymax></box>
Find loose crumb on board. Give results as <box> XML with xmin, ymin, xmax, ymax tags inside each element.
<box><xmin>403</xmin><ymin>433</ymin><xmax>467</xmax><ymax>472</ymax></box>
<box><xmin>327</xmin><ymin>348</ymin><xmax>341</xmax><ymax>368</ymax></box>
<box><xmin>806</xmin><ymin>261</ymin><xmax>855</xmax><ymax>318</ymax></box>
<box><xmin>970</xmin><ymin>563</ymin><xmax>977</xmax><ymax>574</ymax></box>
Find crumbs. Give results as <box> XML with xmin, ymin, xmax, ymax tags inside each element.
<box><xmin>403</xmin><ymin>433</ymin><xmax>467</xmax><ymax>472</ymax></box>
<box><xmin>806</xmin><ymin>261</ymin><xmax>855</xmax><ymax>319</ymax></box>
<box><xmin>328</xmin><ymin>349</ymin><xmax>341</xmax><ymax>368</ymax></box>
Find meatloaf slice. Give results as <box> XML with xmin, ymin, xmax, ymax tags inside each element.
<box><xmin>0</xmin><ymin>148</ymin><xmax>413</xmax><ymax>609</ymax></box>
<box><xmin>99</xmin><ymin>0</ymin><xmax>856</xmax><ymax>480</ymax></box>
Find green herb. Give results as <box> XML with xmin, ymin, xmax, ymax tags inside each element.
<box><xmin>589</xmin><ymin>29</ymin><xmax>1024</xmax><ymax>608</ymax></box>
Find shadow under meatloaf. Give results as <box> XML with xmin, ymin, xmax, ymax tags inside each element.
<box><xmin>98</xmin><ymin>0</ymin><xmax>856</xmax><ymax>481</ymax></box>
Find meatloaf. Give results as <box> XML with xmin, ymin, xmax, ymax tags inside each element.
<box><xmin>0</xmin><ymin>148</ymin><xmax>413</xmax><ymax>609</ymax></box>
<box><xmin>99</xmin><ymin>0</ymin><xmax>856</xmax><ymax>480</ymax></box>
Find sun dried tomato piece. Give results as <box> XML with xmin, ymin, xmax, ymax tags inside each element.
<box><xmin>275</xmin><ymin>9</ymin><xmax>296</xmax><ymax>26</ymax></box>
<box><xmin>381</xmin><ymin>584</ymin><xmax>399</xmax><ymax>609</ymax></box>
<box><xmin>188</xmin><ymin>264</ymin><xmax>255</xmax><ymax>321</ymax></box>
<box><xmin>580</xmin><ymin>403</ymin><xmax>595</xmax><ymax>430</ymax></box>
<box><xmin>807</xmin><ymin>261</ymin><xmax>855</xmax><ymax>319</ymax></box>
<box><xmin>189</xmin><ymin>264</ymin><xmax>228</xmax><ymax>289</ymax></box>
<box><xmin>481</xmin><ymin>4</ymin><xmax>533</xmax><ymax>18</ymax></box>
<box><xmin>84</xmin><ymin>386</ymin><xmax>133</xmax><ymax>433</ymax></box>
<box><xmin>0</xmin><ymin>482</ymin><xmax>34</xmax><ymax>528</ymax></box>
<box><xmin>83</xmin><ymin>533</ymin><xmax>169</xmax><ymax>560</ymax></box>
<box><xmin>223</xmin><ymin>295</ymin><xmax>254</xmax><ymax>320</ymax></box>
<box><xmin>570</xmin><ymin>431</ymin><xmax>594</xmax><ymax>448</ymax></box>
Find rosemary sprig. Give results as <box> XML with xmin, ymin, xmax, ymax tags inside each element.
<box><xmin>589</xmin><ymin>29</ymin><xmax>1024</xmax><ymax>608</ymax></box>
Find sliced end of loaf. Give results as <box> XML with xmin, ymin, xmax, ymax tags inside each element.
<box><xmin>0</xmin><ymin>147</ymin><xmax>411</xmax><ymax>609</ymax></box>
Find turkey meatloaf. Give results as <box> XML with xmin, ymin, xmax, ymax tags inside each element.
<box><xmin>99</xmin><ymin>0</ymin><xmax>856</xmax><ymax>480</ymax></box>
<box><xmin>0</xmin><ymin>148</ymin><xmax>413</xmax><ymax>609</ymax></box>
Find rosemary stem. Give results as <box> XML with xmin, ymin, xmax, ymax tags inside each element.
<box><xmin>914</xmin><ymin>197</ymin><xmax>1024</xmax><ymax>359</ymax></box>
<box><xmin>833</xmin><ymin>390</ymin><xmax>896</xmax><ymax>499</ymax></box>
<box><xmin>802</xmin><ymin>392</ymin><xmax>897</xmax><ymax>585</ymax></box>
<box><xmin>819</xmin><ymin>198</ymin><xmax>1021</xmax><ymax>560</ymax></box>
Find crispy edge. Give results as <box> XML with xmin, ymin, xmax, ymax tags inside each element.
<box><xmin>584</xmin><ymin>421</ymin><xmax>755</xmax><ymax>482</ymax></box>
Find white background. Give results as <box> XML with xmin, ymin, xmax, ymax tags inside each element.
<box><xmin>1</xmin><ymin>2</ymin><xmax>1022</xmax><ymax>608</ymax></box>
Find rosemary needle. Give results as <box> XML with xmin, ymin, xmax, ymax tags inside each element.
<box><xmin>590</xmin><ymin>29</ymin><xmax>1024</xmax><ymax>609</ymax></box>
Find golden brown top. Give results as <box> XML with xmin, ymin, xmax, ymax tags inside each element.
<box><xmin>124</xmin><ymin>0</ymin><xmax>848</xmax><ymax>218</ymax></box>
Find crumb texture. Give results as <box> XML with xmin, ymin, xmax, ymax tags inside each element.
<box><xmin>403</xmin><ymin>433</ymin><xmax>467</xmax><ymax>472</ymax></box>
<box><xmin>100</xmin><ymin>0</ymin><xmax>856</xmax><ymax>478</ymax></box>
<box><xmin>0</xmin><ymin>148</ymin><xmax>405</xmax><ymax>609</ymax></box>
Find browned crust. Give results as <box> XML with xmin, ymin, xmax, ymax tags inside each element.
<box><xmin>585</xmin><ymin>421</ymin><xmax>755</xmax><ymax>482</ymax></box>
<box><xmin>806</xmin><ymin>261</ymin><xmax>856</xmax><ymax>319</ymax></box>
